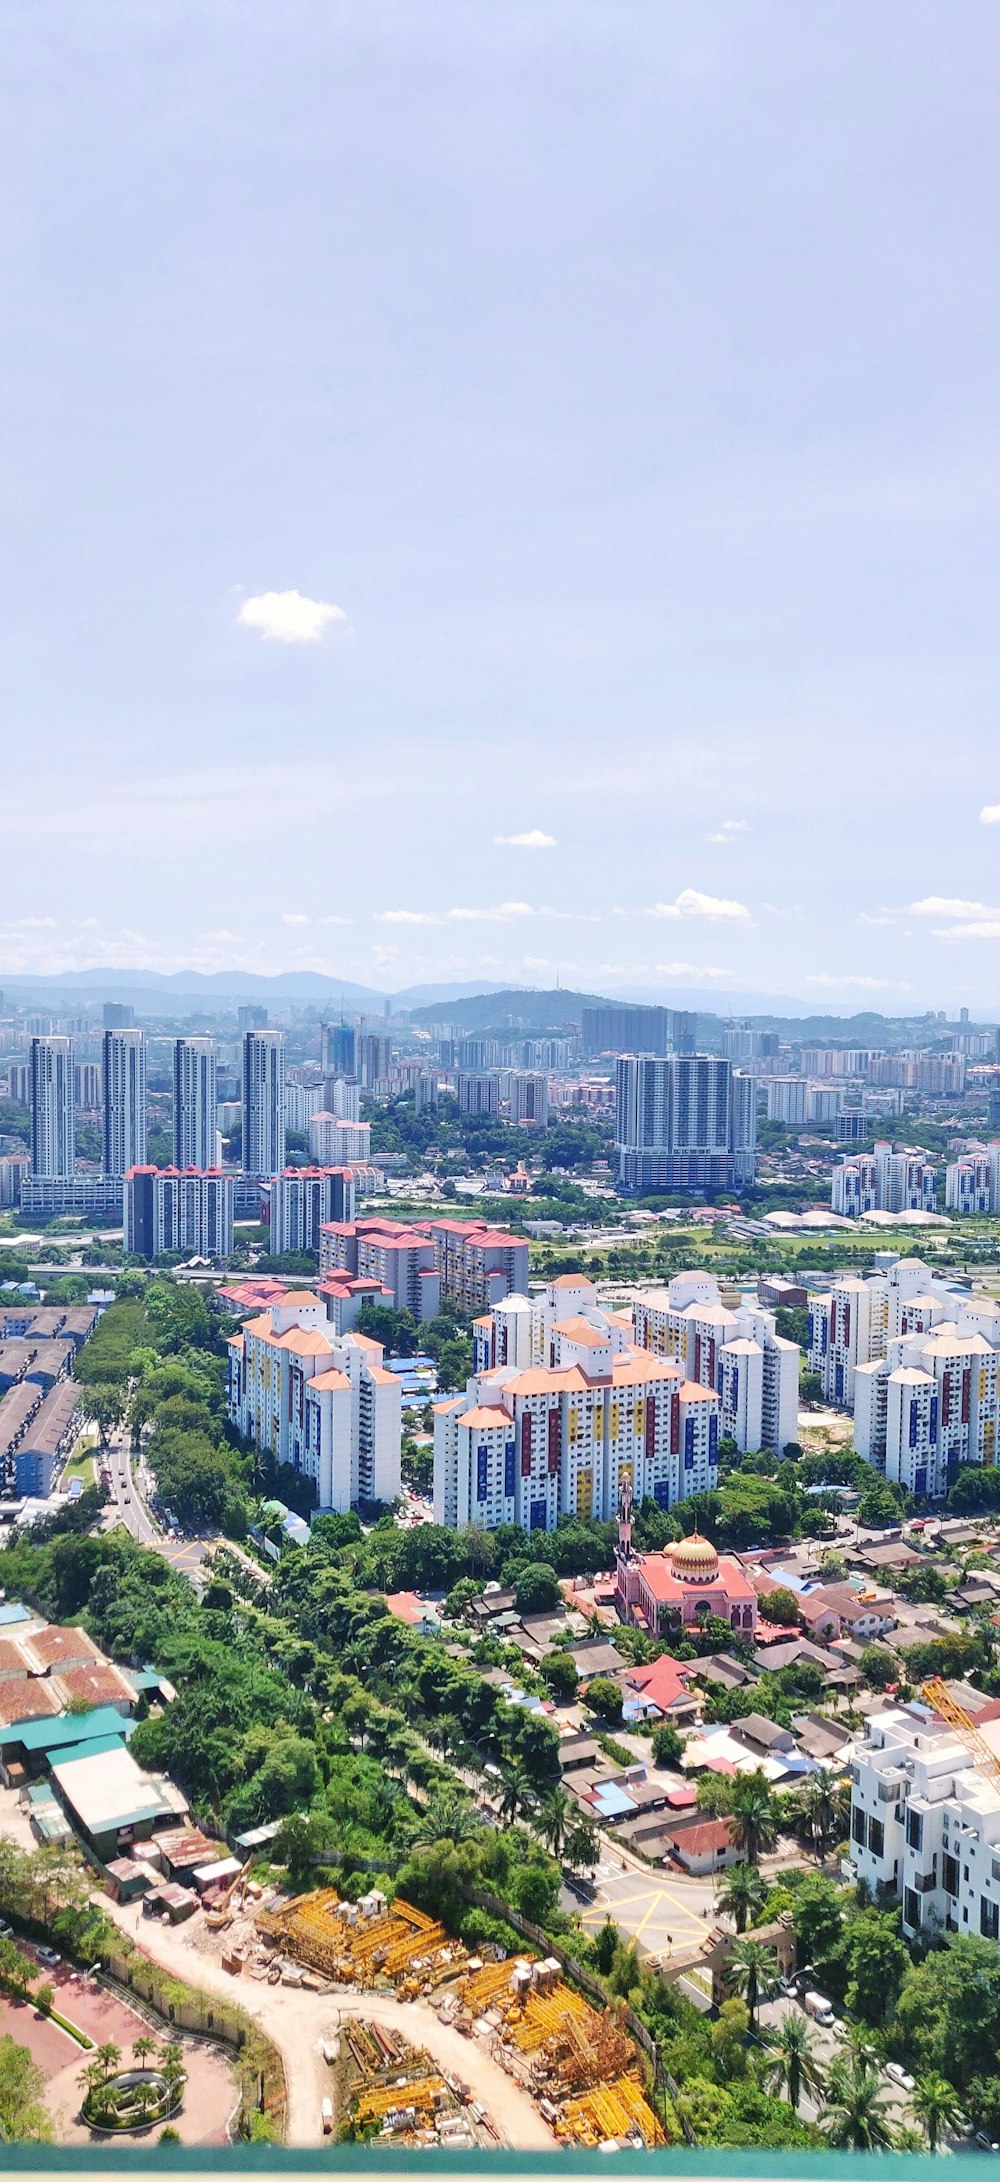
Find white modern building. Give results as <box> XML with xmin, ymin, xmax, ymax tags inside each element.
<box><xmin>242</xmin><ymin>1030</ymin><xmax>285</xmax><ymax>1180</ymax></box>
<box><xmin>508</xmin><ymin>1071</ymin><xmax>549</xmax><ymax>1128</ymax></box>
<box><xmin>228</xmin><ymin>1292</ymin><xmax>401</xmax><ymax>1511</ymax></box>
<box><xmin>632</xmin><ymin>1272</ymin><xmax>799</xmax><ymax>1455</ymax></box>
<box><xmin>850</xmin><ymin>1705</ymin><xmax>1000</xmax><ymax>1940</ymax></box>
<box><xmin>307</xmin><ymin>1113</ymin><xmax>371</xmax><ymax>1166</ymax></box>
<box><xmin>173</xmin><ymin>1037</ymin><xmax>217</xmax><ymax>1170</ymax></box>
<box><xmin>808</xmin><ymin>1257</ymin><xmax>954</xmax><ymax>1408</ymax></box>
<box><xmin>855</xmin><ymin>1300</ymin><xmax>1000</xmax><ymax>1498</ymax></box>
<box><xmin>29</xmin><ymin>1036</ymin><xmax>75</xmax><ymax>1180</ymax></box>
<box><xmin>102</xmin><ymin>1029</ymin><xmax>146</xmax><ymax>1177</ymax></box>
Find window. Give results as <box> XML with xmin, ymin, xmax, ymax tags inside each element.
<box><xmin>906</xmin><ymin>1809</ymin><xmax>923</xmax><ymax>1851</ymax></box>
<box><xmin>905</xmin><ymin>1888</ymin><xmax>920</xmax><ymax>1929</ymax></box>
<box><xmin>852</xmin><ymin>1805</ymin><xmax>866</xmax><ymax>1847</ymax></box>
<box><xmin>981</xmin><ymin>1897</ymin><xmax>1000</xmax><ymax>1942</ymax></box>
<box><xmin>868</xmin><ymin>1816</ymin><xmax>885</xmax><ymax>1858</ymax></box>
<box><xmin>942</xmin><ymin>1852</ymin><xmax>960</xmax><ymax>1898</ymax></box>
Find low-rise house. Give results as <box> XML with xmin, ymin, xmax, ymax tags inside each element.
<box><xmin>664</xmin><ymin>1817</ymin><xmax>739</xmax><ymax>1875</ymax></box>
<box><xmin>798</xmin><ymin>1584</ymin><xmax>897</xmax><ymax>1643</ymax></box>
<box><xmin>623</xmin><ymin>1656</ymin><xmax>700</xmax><ymax>1724</ymax></box>
<box><xmin>732</xmin><ymin>1714</ymin><xmax>796</xmax><ymax>1760</ymax></box>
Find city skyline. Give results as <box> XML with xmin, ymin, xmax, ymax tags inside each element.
<box><xmin>4</xmin><ymin>6</ymin><xmax>1000</xmax><ymax>1004</ymax></box>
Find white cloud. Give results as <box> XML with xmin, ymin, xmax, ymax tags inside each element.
<box><xmin>493</xmin><ymin>828</ymin><xmax>557</xmax><ymax>849</ymax></box>
<box><xmin>317</xmin><ymin>915</ymin><xmax>352</xmax><ymax>926</ymax></box>
<box><xmin>909</xmin><ymin>896</ymin><xmax>1000</xmax><ymax>919</ymax></box>
<box><xmin>806</xmin><ymin>974</ymin><xmax>893</xmax><ymax>989</ymax></box>
<box><xmin>706</xmin><ymin>818</ymin><xmax>748</xmax><ymax>844</ymax></box>
<box><xmin>981</xmin><ymin>804</ymin><xmax>1000</xmax><ymax>825</ymax></box>
<box><xmin>933</xmin><ymin>920</ymin><xmax>1000</xmax><ymax>940</ymax></box>
<box><xmin>647</xmin><ymin>889</ymin><xmax>750</xmax><ymax>922</ymax></box>
<box><xmin>281</xmin><ymin>912</ymin><xmax>310</xmax><ymax>926</ymax></box>
<box><xmin>237</xmin><ymin>589</ymin><xmax>348</xmax><ymax>643</ymax></box>
<box><xmin>858</xmin><ymin>912</ymin><xmax>898</xmax><ymax>927</ymax></box>
<box><xmin>375</xmin><ymin>903</ymin><xmax>535</xmax><ymax>926</ymax></box>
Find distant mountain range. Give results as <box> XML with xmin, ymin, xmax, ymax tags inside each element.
<box><xmin>0</xmin><ymin>969</ymin><xmax>516</xmax><ymax>1009</ymax></box>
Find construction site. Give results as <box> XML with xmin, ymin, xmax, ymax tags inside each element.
<box><xmin>243</xmin><ymin>1884</ymin><xmax>671</xmax><ymax>2148</ymax></box>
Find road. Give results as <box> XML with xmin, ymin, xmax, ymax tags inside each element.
<box><xmin>100</xmin><ymin>1427</ymin><xmax>214</xmax><ymax>1581</ymax></box>
<box><xmin>566</xmin><ymin>1855</ymin><xmax>718</xmax><ymax>1961</ymax></box>
<box><xmin>101</xmin><ymin>1894</ymin><xmax>554</xmax><ymax>2149</ymax></box>
<box><xmin>756</xmin><ymin>1993</ymin><xmax>914</xmax><ymax>2132</ymax></box>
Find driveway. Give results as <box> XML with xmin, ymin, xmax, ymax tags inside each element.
<box><xmin>569</xmin><ymin>1853</ymin><xmax>718</xmax><ymax>1960</ymax></box>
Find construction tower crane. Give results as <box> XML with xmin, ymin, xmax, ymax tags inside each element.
<box><xmin>922</xmin><ymin>1678</ymin><xmax>1000</xmax><ymax>1795</ymax></box>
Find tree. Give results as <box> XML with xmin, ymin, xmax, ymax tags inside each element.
<box><xmin>34</xmin><ymin>1982</ymin><xmax>54</xmax><ymax>2018</ymax></box>
<box><xmin>651</xmin><ymin>1722</ymin><xmax>684</xmax><ymax>1768</ymax></box>
<box><xmin>844</xmin><ymin>1914</ymin><xmax>909</xmax><ymax>2028</ymax></box>
<box><xmin>893</xmin><ymin>1935</ymin><xmax>1000</xmax><ymax>2092</ymax></box>
<box><xmin>538</xmin><ymin>1788</ymin><xmax>572</xmax><ymax>1859</ymax></box>
<box><xmin>133</xmin><ymin>2034</ymin><xmax>159</xmax><ymax>2072</ymax></box>
<box><xmin>727</xmin><ymin>1937</ymin><xmax>778</xmax><ymax>2024</ymax></box>
<box><xmin>539</xmin><ymin>1651</ymin><xmax>579</xmax><ymax>1703</ymax></box>
<box><xmin>860</xmin><ymin>1644</ymin><xmax>897</xmax><ymax>1690</ymax></box>
<box><xmin>822</xmin><ymin>2056</ymin><xmax>896</xmax><ymax>2150</ymax></box>
<box><xmin>912</xmin><ymin>2071</ymin><xmax>965</xmax><ymax>2153</ymax></box>
<box><xmin>790</xmin><ymin>1874</ymin><xmax>846</xmax><ymax>1985</ymax></box>
<box><xmin>96</xmin><ymin>2043</ymin><xmax>122</xmax><ymax>2081</ymax></box>
<box><xmin>0</xmin><ymin>2034</ymin><xmax>52</xmax><ymax>2141</ymax></box>
<box><xmin>729</xmin><ymin>1772</ymin><xmax>778</xmax><ymax>1864</ymax></box>
<box><xmin>585</xmin><ymin>1674</ymin><xmax>624</xmax><ymax>1724</ymax></box>
<box><xmin>564</xmin><ymin>1821</ymin><xmax>599</xmax><ymax>1877</ymax></box>
<box><xmin>513</xmin><ymin>1563</ymin><xmax>560</xmax><ymax>1616</ymax></box>
<box><xmin>764</xmin><ymin>2015</ymin><xmax>826</xmax><ymax>2113</ymax></box>
<box><xmin>759</xmin><ymin>1587</ymin><xmax>801</xmax><ymax>1627</ymax></box>
<box><xmin>716</xmin><ymin>1860</ymin><xmax>768</xmax><ymax>1935</ymax></box>
<box><xmin>498</xmin><ymin>1766</ymin><xmax>533</xmax><ymax>1825</ymax></box>
<box><xmin>711</xmin><ymin>1996</ymin><xmax>750</xmax><ymax>2081</ymax></box>
<box><xmin>801</xmin><ymin>1767</ymin><xmax>839</xmax><ymax>1852</ymax></box>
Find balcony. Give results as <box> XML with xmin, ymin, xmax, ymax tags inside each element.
<box><xmin>915</xmin><ymin>1871</ymin><xmax>937</xmax><ymax>1893</ymax></box>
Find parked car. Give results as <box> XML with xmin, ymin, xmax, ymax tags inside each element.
<box><xmin>36</xmin><ymin>1946</ymin><xmax>61</xmax><ymax>1967</ymax></box>
<box><xmin>886</xmin><ymin>2063</ymin><xmax>915</xmax><ymax>2092</ymax></box>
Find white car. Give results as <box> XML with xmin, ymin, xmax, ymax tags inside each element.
<box><xmin>886</xmin><ymin>2063</ymin><xmax>915</xmax><ymax>2092</ymax></box>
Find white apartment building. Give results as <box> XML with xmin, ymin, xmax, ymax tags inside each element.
<box><xmin>508</xmin><ymin>1071</ymin><xmax>549</xmax><ymax>1128</ymax></box>
<box><xmin>267</xmin><ymin>1166</ymin><xmax>355</xmax><ymax>1256</ymax></box>
<box><xmin>766</xmin><ymin>1078</ymin><xmax>808</xmax><ymax>1125</ymax></box>
<box><xmin>457</xmin><ymin>1071</ymin><xmax>500</xmax><ymax>1117</ymax></box>
<box><xmin>832</xmin><ymin>1140</ymin><xmax>938</xmax><ymax>1218</ymax></box>
<box><xmin>308</xmin><ymin>1113</ymin><xmax>371</xmax><ymax>1166</ymax></box>
<box><xmin>946</xmin><ymin>1144</ymin><xmax>1000</xmax><ymax>1215</ymax></box>
<box><xmin>850</xmin><ymin>1705</ymin><xmax>1000</xmax><ymax>1940</ymax></box>
<box><xmin>855</xmin><ymin>1297</ymin><xmax>1000</xmax><ymax>1497</ymax></box>
<box><xmin>808</xmin><ymin>1257</ymin><xmax>952</xmax><ymax>1408</ymax></box>
<box><xmin>102</xmin><ymin>1029</ymin><xmax>146</xmax><ymax>1177</ymax></box>
<box><xmin>633</xmin><ymin>1272</ymin><xmax>799</xmax><ymax>1454</ymax></box>
<box><xmin>29</xmin><ymin>1036</ymin><xmax>75</xmax><ymax>1180</ymax></box>
<box><xmin>124</xmin><ymin>1166</ymin><xmax>234</xmax><ymax>1262</ymax></box>
<box><xmin>228</xmin><ymin>1292</ymin><xmax>401</xmax><ymax>1511</ymax></box>
<box><xmin>242</xmin><ymin>1030</ymin><xmax>285</xmax><ymax>1180</ymax></box>
<box><xmin>74</xmin><ymin>1062</ymin><xmax>101</xmax><ymax>1112</ymax></box>
<box><xmin>173</xmin><ymin>1037</ymin><xmax>217</xmax><ymax>1170</ymax></box>
<box><xmin>473</xmin><ymin>1273</ymin><xmax>632</xmax><ymax>1375</ymax></box>
<box><xmin>284</xmin><ymin>1080</ymin><xmax>325</xmax><ymax>1133</ymax></box>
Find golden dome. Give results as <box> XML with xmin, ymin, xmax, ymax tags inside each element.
<box><xmin>669</xmin><ymin>1532</ymin><xmax>720</xmax><ymax>1582</ymax></box>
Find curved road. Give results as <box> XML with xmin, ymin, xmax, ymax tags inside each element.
<box><xmin>102</xmin><ymin>1898</ymin><xmax>554</xmax><ymax>2149</ymax></box>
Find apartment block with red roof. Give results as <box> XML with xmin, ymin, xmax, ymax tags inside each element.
<box><xmin>319</xmin><ymin>1213</ymin><xmax>528</xmax><ymax>1320</ymax></box>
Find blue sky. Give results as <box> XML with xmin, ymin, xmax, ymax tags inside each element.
<box><xmin>4</xmin><ymin>1</ymin><xmax>1000</xmax><ymax>1010</ymax></box>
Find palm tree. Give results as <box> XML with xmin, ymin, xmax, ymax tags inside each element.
<box><xmin>716</xmin><ymin>1859</ymin><xmax>768</xmax><ymax>1935</ymax></box>
<box><xmin>802</xmin><ymin>1768</ymin><xmax>839</xmax><ymax>1852</ymax></box>
<box><xmin>133</xmin><ymin>2035</ymin><xmax>158</xmax><ymax>2072</ymax></box>
<box><xmin>764</xmin><ymin>2015</ymin><xmax>827</xmax><ymax>2113</ymax></box>
<box><xmin>822</xmin><ymin>2056</ymin><xmax>896</xmax><ymax>2150</ymax></box>
<box><xmin>729</xmin><ymin>1773</ymin><xmax>778</xmax><ymax>1865</ymax></box>
<box><xmin>498</xmin><ymin>1766</ymin><xmax>533</xmax><ymax>1825</ymax></box>
<box><xmin>912</xmin><ymin>2071</ymin><xmax>965</xmax><ymax>2153</ymax></box>
<box><xmin>726</xmin><ymin>1937</ymin><xmax>778</xmax><ymax>2025</ymax></box>
<box><xmin>95</xmin><ymin>2042</ymin><xmax>121</xmax><ymax>2083</ymax></box>
<box><xmin>538</xmin><ymin>1788</ymin><xmax>571</xmax><ymax>1859</ymax></box>
<box><xmin>415</xmin><ymin>1796</ymin><xmax>483</xmax><ymax>1846</ymax></box>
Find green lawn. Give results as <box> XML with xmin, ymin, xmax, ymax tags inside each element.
<box><xmin>59</xmin><ymin>1442</ymin><xmax>97</xmax><ymax>1488</ymax></box>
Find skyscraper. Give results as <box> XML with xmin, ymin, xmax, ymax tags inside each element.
<box><xmin>29</xmin><ymin>1036</ymin><xmax>75</xmax><ymax>1179</ymax></box>
<box><xmin>321</xmin><ymin>1021</ymin><xmax>356</xmax><ymax>1076</ymax></box>
<box><xmin>173</xmin><ymin>1037</ymin><xmax>217</xmax><ymax>1169</ymax></box>
<box><xmin>615</xmin><ymin>1052</ymin><xmax>755</xmax><ymax>1190</ymax></box>
<box><xmin>102</xmin><ymin>1029</ymin><xmax>146</xmax><ymax>1176</ymax></box>
<box><xmin>242</xmin><ymin>1030</ymin><xmax>285</xmax><ymax>1178</ymax></box>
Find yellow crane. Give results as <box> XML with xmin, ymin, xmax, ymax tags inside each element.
<box><xmin>922</xmin><ymin>1677</ymin><xmax>1000</xmax><ymax>1793</ymax></box>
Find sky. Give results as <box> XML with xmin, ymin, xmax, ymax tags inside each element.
<box><xmin>4</xmin><ymin>2</ymin><xmax>1000</xmax><ymax>1011</ymax></box>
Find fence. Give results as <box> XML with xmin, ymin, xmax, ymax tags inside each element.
<box><xmin>98</xmin><ymin>1935</ymin><xmax>287</xmax><ymax>2143</ymax></box>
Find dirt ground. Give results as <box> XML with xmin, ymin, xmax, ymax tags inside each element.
<box><xmin>102</xmin><ymin>1897</ymin><xmax>555</xmax><ymax>2149</ymax></box>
